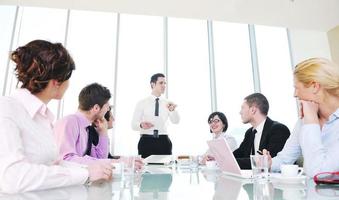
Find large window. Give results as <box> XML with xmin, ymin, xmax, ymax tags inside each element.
<box><xmin>0</xmin><ymin>5</ymin><xmax>298</xmax><ymax>156</ymax></box>
<box><xmin>0</xmin><ymin>6</ymin><xmax>16</xmax><ymax>95</ymax></box>
<box><xmin>167</xmin><ymin>18</ymin><xmax>210</xmax><ymax>155</ymax></box>
<box><xmin>255</xmin><ymin>25</ymin><xmax>297</xmax><ymax>130</ymax></box>
<box><xmin>114</xmin><ymin>14</ymin><xmax>163</xmax><ymax>155</ymax></box>
<box><xmin>63</xmin><ymin>10</ymin><xmax>117</xmax><ymax>117</ymax></box>
<box><xmin>4</xmin><ymin>6</ymin><xmax>68</xmax><ymax>114</ymax></box>
<box><xmin>213</xmin><ymin>21</ymin><xmax>254</xmax><ymax>144</ymax></box>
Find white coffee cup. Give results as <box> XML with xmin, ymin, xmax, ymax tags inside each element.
<box><xmin>206</xmin><ymin>160</ymin><xmax>217</xmax><ymax>169</ymax></box>
<box><xmin>280</xmin><ymin>164</ymin><xmax>303</xmax><ymax>177</ymax></box>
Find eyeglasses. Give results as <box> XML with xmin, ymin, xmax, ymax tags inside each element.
<box><xmin>208</xmin><ymin>119</ymin><xmax>220</xmax><ymax>124</ymax></box>
<box><xmin>314</xmin><ymin>171</ymin><xmax>339</xmax><ymax>185</ymax></box>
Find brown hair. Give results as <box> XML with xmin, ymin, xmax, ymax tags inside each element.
<box><xmin>244</xmin><ymin>93</ymin><xmax>269</xmax><ymax>115</ymax></box>
<box><xmin>11</xmin><ymin>40</ymin><xmax>75</xmax><ymax>94</ymax></box>
<box><xmin>78</xmin><ymin>83</ymin><xmax>111</xmax><ymax>111</ymax></box>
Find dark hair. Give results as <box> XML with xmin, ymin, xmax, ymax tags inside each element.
<box><xmin>11</xmin><ymin>40</ymin><xmax>75</xmax><ymax>94</ymax></box>
<box><xmin>150</xmin><ymin>73</ymin><xmax>165</xmax><ymax>84</ymax></box>
<box><xmin>78</xmin><ymin>83</ymin><xmax>111</xmax><ymax>111</ymax></box>
<box><xmin>244</xmin><ymin>93</ymin><xmax>269</xmax><ymax>115</ymax></box>
<box><xmin>208</xmin><ymin>111</ymin><xmax>228</xmax><ymax>133</ymax></box>
<box><xmin>104</xmin><ymin>106</ymin><xmax>112</xmax><ymax>121</ymax></box>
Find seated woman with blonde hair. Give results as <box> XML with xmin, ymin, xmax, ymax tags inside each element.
<box><xmin>263</xmin><ymin>57</ymin><xmax>339</xmax><ymax>177</ymax></box>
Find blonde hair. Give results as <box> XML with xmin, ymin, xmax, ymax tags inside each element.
<box><xmin>294</xmin><ymin>58</ymin><xmax>339</xmax><ymax>97</ymax></box>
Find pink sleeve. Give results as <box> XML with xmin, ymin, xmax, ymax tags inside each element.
<box><xmin>54</xmin><ymin>116</ymin><xmax>98</xmax><ymax>165</ymax></box>
<box><xmin>91</xmin><ymin>134</ymin><xmax>109</xmax><ymax>159</ymax></box>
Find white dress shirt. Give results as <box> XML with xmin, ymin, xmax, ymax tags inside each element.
<box><xmin>205</xmin><ymin>132</ymin><xmax>238</xmax><ymax>156</ymax></box>
<box><xmin>0</xmin><ymin>89</ymin><xmax>88</xmax><ymax>194</ymax></box>
<box><xmin>131</xmin><ymin>95</ymin><xmax>180</xmax><ymax>135</ymax></box>
<box><xmin>213</xmin><ymin>132</ymin><xmax>238</xmax><ymax>151</ymax></box>
<box><xmin>271</xmin><ymin>108</ymin><xmax>339</xmax><ymax>177</ymax></box>
<box><xmin>253</xmin><ymin>119</ymin><xmax>265</xmax><ymax>155</ymax></box>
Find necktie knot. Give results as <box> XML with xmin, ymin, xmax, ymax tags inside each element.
<box><xmin>252</xmin><ymin>129</ymin><xmax>257</xmax><ymax>135</ymax></box>
<box><xmin>86</xmin><ymin>125</ymin><xmax>95</xmax><ymax>132</ymax></box>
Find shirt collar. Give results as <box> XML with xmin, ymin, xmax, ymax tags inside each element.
<box><xmin>11</xmin><ymin>88</ymin><xmax>54</xmax><ymax>122</ymax></box>
<box><xmin>213</xmin><ymin>131</ymin><xmax>227</xmax><ymax>139</ymax></box>
<box><xmin>328</xmin><ymin>108</ymin><xmax>339</xmax><ymax>123</ymax></box>
<box><xmin>150</xmin><ymin>94</ymin><xmax>162</xmax><ymax>100</ymax></box>
<box><xmin>254</xmin><ymin>118</ymin><xmax>267</xmax><ymax>134</ymax></box>
<box><xmin>75</xmin><ymin>111</ymin><xmax>92</xmax><ymax>128</ymax></box>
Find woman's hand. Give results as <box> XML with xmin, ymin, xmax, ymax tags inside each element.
<box><xmin>88</xmin><ymin>162</ymin><xmax>113</xmax><ymax>183</ymax></box>
<box><xmin>299</xmin><ymin>100</ymin><xmax>319</xmax><ymax>124</ymax></box>
<box><xmin>201</xmin><ymin>155</ymin><xmax>215</xmax><ymax>164</ymax></box>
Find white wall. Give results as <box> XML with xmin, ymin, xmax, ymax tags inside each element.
<box><xmin>328</xmin><ymin>26</ymin><xmax>339</xmax><ymax>65</ymax></box>
<box><xmin>289</xmin><ymin>29</ymin><xmax>332</xmax><ymax>66</ymax></box>
<box><xmin>2</xmin><ymin>0</ymin><xmax>339</xmax><ymax>31</ymax></box>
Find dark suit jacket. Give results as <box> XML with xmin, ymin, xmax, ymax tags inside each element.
<box><xmin>233</xmin><ymin>117</ymin><xmax>290</xmax><ymax>169</ymax></box>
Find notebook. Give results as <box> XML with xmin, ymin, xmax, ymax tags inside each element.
<box><xmin>207</xmin><ymin>139</ymin><xmax>253</xmax><ymax>179</ymax></box>
<box><xmin>144</xmin><ymin>155</ymin><xmax>173</xmax><ymax>165</ymax></box>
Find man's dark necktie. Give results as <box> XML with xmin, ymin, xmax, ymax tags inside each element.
<box><xmin>153</xmin><ymin>98</ymin><xmax>159</xmax><ymax>138</ymax></box>
<box><xmin>251</xmin><ymin>129</ymin><xmax>257</xmax><ymax>155</ymax></box>
<box><xmin>84</xmin><ymin>125</ymin><xmax>99</xmax><ymax>156</ymax></box>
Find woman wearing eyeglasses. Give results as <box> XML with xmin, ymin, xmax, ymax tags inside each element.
<box><xmin>263</xmin><ymin>57</ymin><xmax>339</xmax><ymax>177</ymax></box>
<box><xmin>202</xmin><ymin>112</ymin><xmax>237</xmax><ymax>164</ymax></box>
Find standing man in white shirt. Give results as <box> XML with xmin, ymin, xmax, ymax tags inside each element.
<box><xmin>131</xmin><ymin>73</ymin><xmax>180</xmax><ymax>158</ymax></box>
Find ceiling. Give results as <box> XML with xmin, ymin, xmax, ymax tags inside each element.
<box><xmin>2</xmin><ymin>0</ymin><xmax>339</xmax><ymax>31</ymax></box>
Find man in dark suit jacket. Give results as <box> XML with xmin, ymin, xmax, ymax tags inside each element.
<box><xmin>233</xmin><ymin>93</ymin><xmax>290</xmax><ymax>169</ymax></box>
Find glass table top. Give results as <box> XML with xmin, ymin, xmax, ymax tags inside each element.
<box><xmin>1</xmin><ymin>165</ymin><xmax>339</xmax><ymax>200</ymax></box>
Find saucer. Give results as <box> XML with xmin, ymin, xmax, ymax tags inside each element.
<box><xmin>270</xmin><ymin>173</ymin><xmax>307</xmax><ymax>184</ymax></box>
<box><xmin>272</xmin><ymin>181</ymin><xmax>307</xmax><ymax>190</ymax></box>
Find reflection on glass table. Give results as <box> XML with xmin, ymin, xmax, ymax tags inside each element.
<box><xmin>2</xmin><ymin>166</ymin><xmax>339</xmax><ymax>200</ymax></box>
<box><xmin>213</xmin><ymin>175</ymin><xmax>244</xmax><ymax>200</ymax></box>
<box><xmin>315</xmin><ymin>184</ymin><xmax>339</xmax><ymax>198</ymax></box>
<box><xmin>272</xmin><ymin>181</ymin><xmax>306</xmax><ymax>200</ymax></box>
<box><xmin>136</xmin><ymin>173</ymin><xmax>173</xmax><ymax>200</ymax></box>
<box><xmin>0</xmin><ymin>183</ymin><xmax>113</xmax><ymax>200</ymax></box>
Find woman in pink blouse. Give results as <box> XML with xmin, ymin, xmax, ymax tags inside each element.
<box><xmin>0</xmin><ymin>40</ymin><xmax>112</xmax><ymax>193</ymax></box>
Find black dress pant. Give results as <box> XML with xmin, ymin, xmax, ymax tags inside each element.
<box><xmin>138</xmin><ymin>135</ymin><xmax>172</xmax><ymax>158</ymax></box>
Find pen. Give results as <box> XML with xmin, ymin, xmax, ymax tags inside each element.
<box><xmin>257</xmin><ymin>150</ymin><xmax>263</xmax><ymax>155</ymax></box>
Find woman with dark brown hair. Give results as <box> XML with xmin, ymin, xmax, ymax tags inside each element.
<box><xmin>0</xmin><ymin>40</ymin><xmax>112</xmax><ymax>194</ymax></box>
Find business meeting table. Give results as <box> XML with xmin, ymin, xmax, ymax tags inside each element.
<box><xmin>1</xmin><ymin>163</ymin><xmax>338</xmax><ymax>200</ymax></box>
